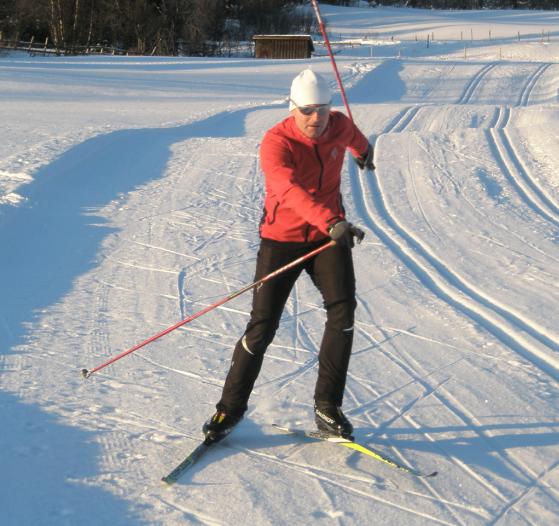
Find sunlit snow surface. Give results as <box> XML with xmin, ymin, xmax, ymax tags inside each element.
<box><xmin>1</xmin><ymin>6</ymin><xmax>558</xmax><ymax>525</ymax></box>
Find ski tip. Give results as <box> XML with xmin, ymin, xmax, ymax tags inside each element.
<box><xmin>426</xmin><ymin>471</ymin><xmax>438</xmax><ymax>478</ymax></box>
<box><xmin>272</xmin><ymin>423</ymin><xmax>290</xmax><ymax>431</ymax></box>
<box><xmin>326</xmin><ymin>434</ymin><xmax>354</xmax><ymax>443</ymax></box>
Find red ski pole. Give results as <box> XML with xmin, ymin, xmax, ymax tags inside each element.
<box><xmin>311</xmin><ymin>0</ymin><xmax>353</xmax><ymax>123</ymax></box>
<box><xmin>82</xmin><ymin>240</ymin><xmax>335</xmax><ymax>379</ymax></box>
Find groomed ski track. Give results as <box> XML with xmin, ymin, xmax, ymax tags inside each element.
<box><xmin>1</xmin><ymin>10</ymin><xmax>559</xmax><ymax>526</ymax></box>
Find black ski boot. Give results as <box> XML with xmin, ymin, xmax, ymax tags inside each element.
<box><xmin>314</xmin><ymin>403</ymin><xmax>353</xmax><ymax>439</ymax></box>
<box><xmin>203</xmin><ymin>410</ymin><xmax>243</xmax><ymax>441</ymax></box>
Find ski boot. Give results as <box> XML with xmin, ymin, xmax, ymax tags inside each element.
<box><xmin>314</xmin><ymin>402</ymin><xmax>354</xmax><ymax>439</ymax></box>
<box><xmin>203</xmin><ymin>410</ymin><xmax>243</xmax><ymax>442</ymax></box>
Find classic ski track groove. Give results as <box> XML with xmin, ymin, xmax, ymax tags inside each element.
<box><xmin>354</xmin><ymin>162</ymin><xmax>559</xmax><ymax>377</ymax></box>
<box><xmin>385</xmin><ymin>105</ymin><xmax>421</xmax><ymax>133</ymax></box>
<box><xmin>517</xmin><ymin>63</ymin><xmax>552</xmax><ymax>107</ymax></box>
<box><xmin>458</xmin><ymin>63</ymin><xmax>498</xmax><ymax>104</ymax></box>
<box><xmin>488</xmin><ymin>128</ymin><xmax>559</xmax><ymax>227</ymax></box>
<box><xmin>345</xmin><ymin>62</ymin><xmax>559</xmax><ymax>519</ymax></box>
<box><xmin>492</xmin><ymin>105</ymin><xmax>511</xmax><ymax>129</ymax></box>
<box><xmin>486</xmin><ymin>63</ymin><xmax>559</xmax><ymax>229</ymax></box>
<box><xmin>366</xmin><ymin>64</ymin><xmax>559</xmax><ymax>376</ymax></box>
<box><xmin>392</xmin><ymin>106</ymin><xmax>421</xmax><ymax>133</ymax></box>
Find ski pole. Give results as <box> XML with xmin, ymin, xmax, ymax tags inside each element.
<box><xmin>311</xmin><ymin>0</ymin><xmax>353</xmax><ymax>122</ymax></box>
<box><xmin>81</xmin><ymin>240</ymin><xmax>336</xmax><ymax>379</ymax></box>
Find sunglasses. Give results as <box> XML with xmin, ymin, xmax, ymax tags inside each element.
<box><xmin>291</xmin><ymin>101</ymin><xmax>331</xmax><ymax>116</ymax></box>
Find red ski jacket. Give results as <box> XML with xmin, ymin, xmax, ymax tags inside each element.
<box><xmin>259</xmin><ymin>111</ymin><xmax>369</xmax><ymax>243</ymax></box>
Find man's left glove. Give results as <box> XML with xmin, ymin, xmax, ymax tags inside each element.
<box><xmin>328</xmin><ymin>220</ymin><xmax>365</xmax><ymax>248</ymax></box>
<box><xmin>354</xmin><ymin>144</ymin><xmax>375</xmax><ymax>171</ymax></box>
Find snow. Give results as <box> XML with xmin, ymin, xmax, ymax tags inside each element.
<box><xmin>1</xmin><ymin>5</ymin><xmax>558</xmax><ymax>525</ymax></box>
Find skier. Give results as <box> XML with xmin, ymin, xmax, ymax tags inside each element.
<box><xmin>203</xmin><ymin>69</ymin><xmax>375</xmax><ymax>439</ymax></box>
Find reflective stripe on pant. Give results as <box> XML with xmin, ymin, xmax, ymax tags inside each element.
<box><xmin>217</xmin><ymin>238</ymin><xmax>356</xmax><ymax>415</ymax></box>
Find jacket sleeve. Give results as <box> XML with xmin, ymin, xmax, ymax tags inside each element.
<box><xmin>260</xmin><ymin>133</ymin><xmax>340</xmax><ymax>235</ymax></box>
<box><xmin>344</xmin><ymin>115</ymin><xmax>370</xmax><ymax>159</ymax></box>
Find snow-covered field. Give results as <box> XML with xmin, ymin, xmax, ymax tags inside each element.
<box><xmin>1</xmin><ymin>5</ymin><xmax>558</xmax><ymax>525</ymax></box>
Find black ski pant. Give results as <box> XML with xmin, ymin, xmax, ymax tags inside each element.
<box><xmin>217</xmin><ymin>238</ymin><xmax>356</xmax><ymax>416</ymax></box>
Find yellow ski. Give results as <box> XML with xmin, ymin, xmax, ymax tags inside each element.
<box><xmin>273</xmin><ymin>424</ymin><xmax>437</xmax><ymax>478</ymax></box>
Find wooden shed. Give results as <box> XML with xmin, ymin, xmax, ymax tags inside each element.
<box><xmin>253</xmin><ymin>35</ymin><xmax>314</xmax><ymax>59</ymax></box>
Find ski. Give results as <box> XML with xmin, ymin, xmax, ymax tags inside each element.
<box><xmin>161</xmin><ymin>435</ymin><xmax>221</xmax><ymax>486</ymax></box>
<box><xmin>273</xmin><ymin>424</ymin><xmax>437</xmax><ymax>478</ymax></box>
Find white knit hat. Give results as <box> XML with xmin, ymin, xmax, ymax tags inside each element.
<box><xmin>289</xmin><ymin>69</ymin><xmax>331</xmax><ymax>111</ymax></box>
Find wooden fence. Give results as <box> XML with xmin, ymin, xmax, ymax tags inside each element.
<box><xmin>0</xmin><ymin>36</ymin><xmax>252</xmax><ymax>57</ymax></box>
<box><xmin>0</xmin><ymin>38</ymin><xmax>133</xmax><ymax>56</ymax></box>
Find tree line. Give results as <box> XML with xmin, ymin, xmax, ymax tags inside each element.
<box><xmin>1</xmin><ymin>1</ymin><xmax>557</xmax><ymax>56</ymax></box>
<box><xmin>325</xmin><ymin>1</ymin><xmax>558</xmax><ymax>10</ymax></box>
<box><xmin>0</xmin><ymin>1</ymin><xmax>314</xmax><ymax>55</ymax></box>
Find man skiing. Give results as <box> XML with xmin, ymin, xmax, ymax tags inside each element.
<box><xmin>203</xmin><ymin>69</ymin><xmax>374</xmax><ymax>440</ymax></box>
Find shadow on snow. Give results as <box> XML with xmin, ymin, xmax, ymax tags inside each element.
<box><xmin>0</xmin><ymin>107</ymin><xmax>253</xmax><ymax>523</ymax></box>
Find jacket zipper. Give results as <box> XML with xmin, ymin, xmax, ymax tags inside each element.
<box><xmin>314</xmin><ymin>144</ymin><xmax>324</xmax><ymax>190</ymax></box>
<box><xmin>269</xmin><ymin>202</ymin><xmax>279</xmax><ymax>224</ymax></box>
<box><xmin>305</xmin><ymin>145</ymin><xmax>325</xmax><ymax>243</ymax></box>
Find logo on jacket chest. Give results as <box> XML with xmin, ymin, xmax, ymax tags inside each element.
<box><xmin>329</xmin><ymin>147</ymin><xmax>339</xmax><ymax>161</ymax></box>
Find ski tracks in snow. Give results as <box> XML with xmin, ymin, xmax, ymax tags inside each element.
<box><xmin>347</xmin><ymin>58</ymin><xmax>559</xmax><ymax>523</ymax></box>
<box><xmin>208</xmin><ymin>60</ymin><xmax>559</xmax><ymax>524</ymax></box>
<box><xmin>364</xmin><ymin>59</ymin><xmax>559</xmax><ymax>379</ymax></box>
<box><xmin>488</xmin><ymin>112</ymin><xmax>559</xmax><ymax>229</ymax></box>
<box><xmin>356</xmin><ymin>160</ymin><xmax>559</xmax><ymax>377</ymax></box>
<box><xmin>458</xmin><ymin>63</ymin><xmax>499</xmax><ymax>105</ymax></box>
<box><xmin>4</xmin><ymin>54</ymin><xmax>559</xmax><ymax>525</ymax></box>
<box><xmin>487</xmin><ymin>62</ymin><xmax>559</xmax><ymax>230</ymax></box>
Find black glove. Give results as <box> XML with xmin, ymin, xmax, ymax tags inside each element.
<box><xmin>328</xmin><ymin>220</ymin><xmax>365</xmax><ymax>248</ymax></box>
<box><xmin>354</xmin><ymin>144</ymin><xmax>375</xmax><ymax>171</ymax></box>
